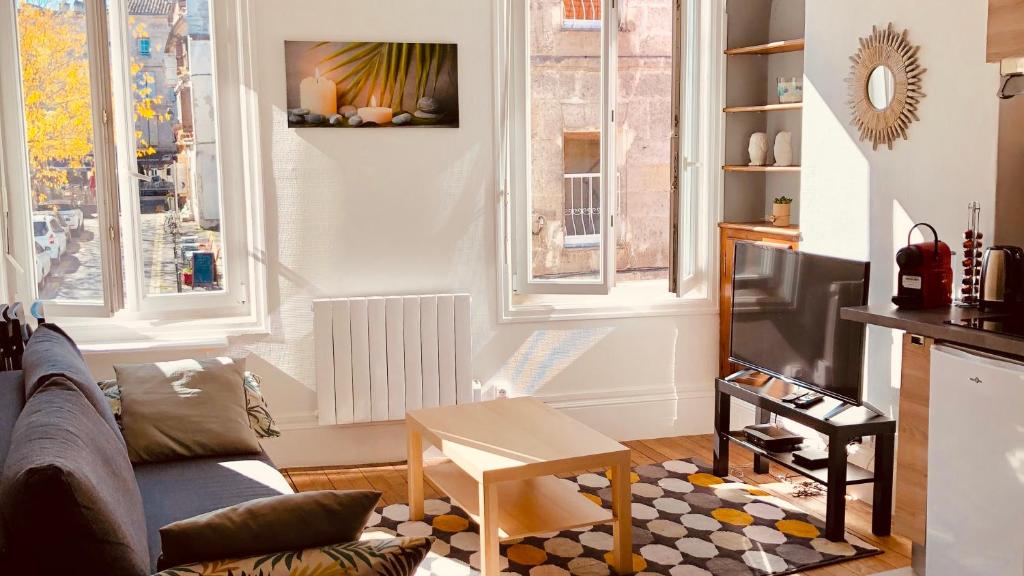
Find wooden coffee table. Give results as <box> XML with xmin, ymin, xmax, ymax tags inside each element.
<box><xmin>407</xmin><ymin>397</ymin><xmax>633</xmax><ymax>576</ymax></box>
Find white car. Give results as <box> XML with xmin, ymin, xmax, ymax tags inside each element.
<box><xmin>36</xmin><ymin>201</ymin><xmax>84</xmax><ymax>234</ymax></box>
<box><xmin>33</xmin><ymin>214</ymin><xmax>68</xmax><ymax>260</ymax></box>
<box><xmin>34</xmin><ymin>243</ymin><xmax>52</xmax><ymax>287</ymax></box>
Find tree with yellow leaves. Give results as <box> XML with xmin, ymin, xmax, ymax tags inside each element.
<box><xmin>17</xmin><ymin>1</ymin><xmax>173</xmax><ymax>206</ymax></box>
<box><xmin>16</xmin><ymin>1</ymin><xmax>93</xmax><ymax>200</ymax></box>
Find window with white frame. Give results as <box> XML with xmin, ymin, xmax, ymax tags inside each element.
<box><xmin>498</xmin><ymin>0</ymin><xmax>717</xmax><ymax>311</ymax></box>
<box><xmin>562</xmin><ymin>131</ymin><xmax>601</xmax><ymax>250</ymax></box>
<box><xmin>562</xmin><ymin>0</ymin><xmax>601</xmax><ymax>30</ymax></box>
<box><xmin>0</xmin><ymin>0</ymin><xmax>263</xmax><ymax>325</ymax></box>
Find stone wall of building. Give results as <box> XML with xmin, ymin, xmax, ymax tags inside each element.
<box><xmin>529</xmin><ymin>0</ymin><xmax>672</xmax><ymax>281</ymax></box>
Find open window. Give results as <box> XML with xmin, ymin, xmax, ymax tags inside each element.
<box><xmin>562</xmin><ymin>132</ymin><xmax>601</xmax><ymax>250</ymax></box>
<box><xmin>499</xmin><ymin>0</ymin><xmax>715</xmax><ymax>311</ymax></box>
<box><xmin>0</xmin><ymin>0</ymin><xmax>264</xmax><ymax>330</ymax></box>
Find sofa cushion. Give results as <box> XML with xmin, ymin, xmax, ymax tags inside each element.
<box><xmin>0</xmin><ymin>371</ymin><xmax>25</xmax><ymax>478</ymax></box>
<box><xmin>134</xmin><ymin>452</ymin><xmax>293</xmax><ymax>571</ymax></box>
<box><xmin>21</xmin><ymin>323</ymin><xmax>123</xmax><ymax>444</ymax></box>
<box><xmin>98</xmin><ymin>371</ymin><xmax>280</xmax><ymax>439</ymax></box>
<box><xmin>118</xmin><ymin>357</ymin><xmax>261</xmax><ymax>463</ymax></box>
<box><xmin>0</xmin><ymin>371</ymin><xmax>25</xmax><ymax>564</ymax></box>
<box><xmin>157</xmin><ymin>490</ymin><xmax>381</xmax><ymax>569</ymax></box>
<box><xmin>0</xmin><ymin>377</ymin><xmax>150</xmax><ymax>575</ymax></box>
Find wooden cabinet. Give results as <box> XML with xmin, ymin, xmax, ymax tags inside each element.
<box><xmin>988</xmin><ymin>0</ymin><xmax>1024</xmax><ymax>62</ymax></box>
<box><xmin>893</xmin><ymin>333</ymin><xmax>933</xmax><ymax>545</ymax></box>
<box><xmin>718</xmin><ymin>222</ymin><xmax>800</xmax><ymax>377</ymax></box>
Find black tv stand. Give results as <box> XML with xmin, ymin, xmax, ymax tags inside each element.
<box><xmin>714</xmin><ymin>370</ymin><xmax>896</xmax><ymax>541</ymax></box>
<box><xmin>822</xmin><ymin>399</ymin><xmax>885</xmax><ymax>421</ymax></box>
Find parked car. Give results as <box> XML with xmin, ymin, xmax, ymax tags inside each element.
<box><xmin>34</xmin><ymin>243</ymin><xmax>52</xmax><ymax>287</ymax></box>
<box><xmin>36</xmin><ymin>201</ymin><xmax>84</xmax><ymax>235</ymax></box>
<box><xmin>32</xmin><ymin>214</ymin><xmax>68</xmax><ymax>261</ymax></box>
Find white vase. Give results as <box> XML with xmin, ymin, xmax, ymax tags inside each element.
<box><xmin>773</xmin><ymin>131</ymin><xmax>793</xmax><ymax>167</ymax></box>
<box><xmin>748</xmin><ymin>132</ymin><xmax>769</xmax><ymax>166</ymax></box>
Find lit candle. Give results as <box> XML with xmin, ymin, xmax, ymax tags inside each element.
<box><xmin>298</xmin><ymin>67</ymin><xmax>337</xmax><ymax>116</ymax></box>
<box><xmin>357</xmin><ymin>95</ymin><xmax>393</xmax><ymax>125</ymax></box>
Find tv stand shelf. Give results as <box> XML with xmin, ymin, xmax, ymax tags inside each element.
<box><xmin>714</xmin><ymin>372</ymin><xmax>896</xmax><ymax>541</ymax></box>
<box><xmin>723</xmin><ymin>431</ymin><xmax>875</xmax><ymax>486</ymax></box>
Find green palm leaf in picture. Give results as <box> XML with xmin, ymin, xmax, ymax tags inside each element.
<box><xmin>284</xmin><ymin>40</ymin><xmax>459</xmax><ymax>129</ymax></box>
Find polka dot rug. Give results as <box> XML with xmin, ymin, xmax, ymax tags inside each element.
<box><xmin>363</xmin><ymin>458</ymin><xmax>880</xmax><ymax>576</ymax></box>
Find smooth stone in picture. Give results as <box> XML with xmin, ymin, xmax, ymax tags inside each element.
<box><xmin>305</xmin><ymin>113</ymin><xmax>327</xmax><ymax>125</ymax></box>
<box><xmin>392</xmin><ymin>112</ymin><xmax>413</xmax><ymax>126</ymax></box>
<box><xmin>348</xmin><ymin>114</ymin><xmax>364</xmax><ymax>127</ymax></box>
<box><xmin>417</xmin><ymin>96</ymin><xmax>441</xmax><ymax>113</ymax></box>
<box><xmin>339</xmin><ymin>105</ymin><xmax>357</xmax><ymax>118</ymax></box>
<box><xmin>288</xmin><ymin>107</ymin><xmax>309</xmax><ymax>116</ymax></box>
<box><xmin>288</xmin><ymin>113</ymin><xmax>305</xmax><ymax>125</ymax></box>
<box><xmin>414</xmin><ymin>110</ymin><xmax>442</xmax><ymax>120</ymax></box>
<box><xmin>329</xmin><ymin>114</ymin><xmax>344</xmax><ymax>126</ymax></box>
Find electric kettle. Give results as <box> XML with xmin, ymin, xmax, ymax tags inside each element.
<box><xmin>979</xmin><ymin>246</ymin><xmax>1024</xmax><ymax>311</ymax></box>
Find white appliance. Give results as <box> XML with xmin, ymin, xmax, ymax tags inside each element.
<box><xmin>927</xmin><ymin>344</ymin><xmax>1024</xmax><ymax>576</ymax></box>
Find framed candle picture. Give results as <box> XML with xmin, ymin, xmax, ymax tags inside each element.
<box><xmin>285</xmin><ymin>40</ymin><xmax>459</xmax><ymax>129</ymax></box>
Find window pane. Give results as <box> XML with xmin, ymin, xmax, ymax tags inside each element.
<box><xmin>530</xmin><ymin>0</ymin><xmax>603</xmax><ymax>281</ymax></box>
<box><xmin>614</xmin><ymin>0</ymin><xmax>671</xmax><ymax>286</ymax></box>
<box><xmin>129</xmin><ymin>0</ymin><xmax>224</xmax><ymax>294</ymax></box>
<box><xmin>15</xmin><ymin>0</ymin><xmax>104</xmax><ymax>303</ymax></box>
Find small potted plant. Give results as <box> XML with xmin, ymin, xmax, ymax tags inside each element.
<box><xmin>771</xmin><ymin>196</ymin><xmax>793</xmax><ymax>227</ymax></box>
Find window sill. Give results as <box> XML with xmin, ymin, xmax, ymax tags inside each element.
<box><xmin>502</xmin><ymin>279</ymin><xmax>716</xmax><ymax>323</ymax></box>
<box><xmin>56</xmin><ymin>314</ymin><xmax>269</xmax><ymax>354</ymax></box>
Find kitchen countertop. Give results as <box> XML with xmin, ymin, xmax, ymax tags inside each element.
<box><xmin>841</xmin><ymin>304</ymin><xmax>1024</xmax><ymax>358</ymax></box>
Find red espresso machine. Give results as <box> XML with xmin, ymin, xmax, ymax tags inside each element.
<box><xmin>892</xmin><ymin>223</ymin><xmax>953</xmax><ymax>309</ymax></box>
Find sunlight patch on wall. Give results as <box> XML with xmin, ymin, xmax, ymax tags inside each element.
<box><xmin>799</xmin><ymin>77</ymin><xmax>870</xmax><ymax>261</ymax></box>
<box><xmin>498</xmin><ymin>327</ymin><xmax>613</xmax><ymax>395</ymax></box>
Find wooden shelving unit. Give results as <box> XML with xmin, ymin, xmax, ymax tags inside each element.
<box><xmin>724</xmin><ymin>38</ymin><xmax>805</xmax><ymax>56</ymax></box>
<box><xmin>718</xmin><ymin>221</ymin><xmax>801</xmax><ymax>238</ymax></box>
<box><xmin>724</xmin><ymin>103</ymin><xmax>802</xmax><ymax>113</ymax></box>
<box><xmin>718</xmin><ymin>3</ymin><xmax>806</xmax><ymax>379</ymax></box>
<box><xmin>723</xmin><ymin>165</ymin><xmax>800</xmax><ymax>173</ymax></box>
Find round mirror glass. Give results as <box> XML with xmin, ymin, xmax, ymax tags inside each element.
<box><xmin>867</xmin><ymin>65</ymin><xmax>895</xmax><ymax>110</ymax></box>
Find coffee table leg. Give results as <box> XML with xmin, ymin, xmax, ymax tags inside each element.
<box><xmin>611</xmin><ymin>459</ymin><xmax>633</xmax><ymax>574</ymax></box>
<box><xmin>407</xmin><ymin>427</ymin><xmax>424</xmax><ymax>521</ymax></box>
<box><xmin>478</xmin><ymin>482</ymin><xmax>500</xmax><ymax>576</ymax></box>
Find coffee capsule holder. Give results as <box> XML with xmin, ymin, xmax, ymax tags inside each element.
<box><xmin>957</xmin><ymin>202</ymin><xmax>982</xmax><ymax>308</ymax></box>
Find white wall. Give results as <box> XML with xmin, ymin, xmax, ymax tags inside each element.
<box><xmin>84</xmin><ymin>0</ymin><xmax>719</xmax><ymax>468</ymax></box>
<box><xmin>800</xmin><ymin>0</ymin><xmax>999</xmax><ymax>485</ymax></box>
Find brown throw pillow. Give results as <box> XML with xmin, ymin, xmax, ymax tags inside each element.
<box><xmin>157</xmin><ymin>490</ymin><xmax>382</xmax><ymax>570</ymax></box>
<box><xmin>117</xmin><ymin>357</ymin><xmax>261</xmax><ymax>464</ymax></box>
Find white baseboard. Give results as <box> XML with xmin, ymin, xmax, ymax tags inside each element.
<box><xmin>262</xmin><ymin>386</ymin><xmax>717</xmax><ymax>468</ymax></box>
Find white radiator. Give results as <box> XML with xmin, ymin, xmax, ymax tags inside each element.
<box><xmin>313</xmin><ymin>294</ymin><xmax>472</xmax><ymax>425</ymax></box>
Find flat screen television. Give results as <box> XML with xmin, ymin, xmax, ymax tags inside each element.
<box><xmin>729</xmin><ymin>242</ymin><xmax>870</xmax><ymax>405</ymax></box>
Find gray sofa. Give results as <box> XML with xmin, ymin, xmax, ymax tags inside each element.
<box><xmin>0</xmin><ymin>325</ymin><xmax>294</xmax><ymax>575</ymax></box>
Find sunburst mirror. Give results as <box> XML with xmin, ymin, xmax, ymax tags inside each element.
<box><xmin>846</xmin><ymin>23</ymin><xmax>926</xmax><ymax>150</ymax></box>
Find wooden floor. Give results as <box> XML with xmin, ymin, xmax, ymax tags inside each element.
<box><xmin>283</xmin><ymin>434</ymin><xmax>911</xmax><ymax>576</ymax></box>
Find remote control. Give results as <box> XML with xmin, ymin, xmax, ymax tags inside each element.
<box><xmin>781</xmin><ymin>391</ymin><xmax>809</xmax><ymax>403</ymax></box>
<box><xmin>793</xmin><ymin>392</ymin><xmax>824</xmax><ymax>409</ymax></box>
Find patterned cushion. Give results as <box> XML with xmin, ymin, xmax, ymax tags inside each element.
<box><xmin>152</xmin><ymin>536</ymin><xmax>432</xmax><ymax>576</ymax></box>
<box><xmin>98</xmin><ymin>371</ymin><xmax>279</xmax><ymax>439</ymax></box>
<box><xmin>243</xmin><ymin>372</ymin><xmax>280</xmax><ymax>438</ymax></box>
<box><xmin>98</xmin><ymin>378</ymin><xmax>121</xmax><ymax>421</ymax></box>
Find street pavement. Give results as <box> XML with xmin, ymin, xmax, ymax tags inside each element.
<box><xmin>39</xmin><ymin>212</ymin><xmax>219</xmax><ymax>301</ymax></box>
